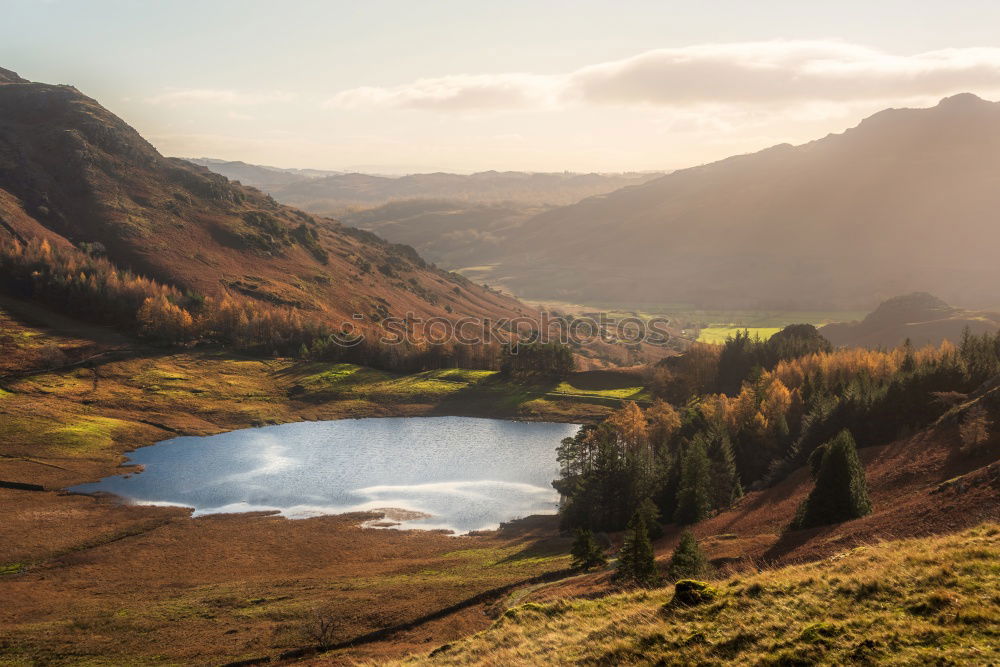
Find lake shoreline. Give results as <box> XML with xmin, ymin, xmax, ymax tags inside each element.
<box><xmin>70</xmin><ymin>416</ymin><xmax>578</xmax><ymax>534</ymax></box>
<box><xmin>0</xmin><ymin>336</ymin><xmax>602</xmax><ymax>663</ymax></box>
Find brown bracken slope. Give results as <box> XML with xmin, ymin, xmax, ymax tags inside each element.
<box><xmin>0</xmin><ymin>68</ymin><xmax>531</xmax><ymax>330</ymax></box>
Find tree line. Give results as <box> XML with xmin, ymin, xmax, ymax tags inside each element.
<box><xmin>556</xmin><ymin>324</ymin><xmax>999</xmax><ymax>537</ymax></box>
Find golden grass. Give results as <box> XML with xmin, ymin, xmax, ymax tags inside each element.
<box><xmin>397</xmin><ymin>525</ymin><xmax>1000</xmax><ymax>665</ymax></box>
<box><xmin>551</xmin><ymin>380</ymin><xmax>649</xmax><ymax>402</ymax></box>
<box><xmin>49</xmin><ymin>415</ymin><xmax>131</xmax><ymax>455</ymax></box>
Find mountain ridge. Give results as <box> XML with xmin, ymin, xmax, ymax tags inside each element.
<box><xmin>188</xmin><ymin>157</ymin><xmax>662</xmax><ymax>214</ymax></box>
<box><xmin>0</xmin><ymin>69</ymin><xmax>531</xmax><ymax>334</ymax></box>
<box><xmin>498</xmin><ymin>93</ymin><xmax>1000</xmax><ymax>308</ymax></box>
<box><xmin>325</xmin><ymin>93</ymin><xmax>1000</xmax><ymax>310</ymax></box>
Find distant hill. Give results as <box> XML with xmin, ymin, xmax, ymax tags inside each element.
<box><xmin>0</xmin><ymin>70</ymin><xmax>530</xmax><ymax>333</ymax></box>
<box><xmin>454</xmin><ymin>94</ymin><xmax>1000</xmax><ymax>309</ymax></box>
<box><xmin>186</xmin><ymin>158</ymin><xmax>341</xmax><ymax>189</ymax></box>
<box><xmin>339</xmin><ymin>199</ymin><xmax>545</xmax><ymax>269</ymax></box>
<box><xmin>189</xmin><ymin>160</ymin><xmax>660</xmax><ymax>215</ymax></box>
<box><xmin>819</xmin><ymin>292</ymin><xmax>1000</xmax><ymax>348</ymax></box>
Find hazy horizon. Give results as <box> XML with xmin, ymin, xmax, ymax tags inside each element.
<box><xmin>6</xmin><ymin>0</ymin><xmax>1000</xmax><ymax>173</ymax></box>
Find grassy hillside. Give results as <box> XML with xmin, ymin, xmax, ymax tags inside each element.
<box><xmin>402</xmin><ymin>525</ymin><xmax>1000</xmax><ymax>665</ymax></box>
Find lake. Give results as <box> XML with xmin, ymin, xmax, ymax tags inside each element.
<box><xmin>71</xmin><ymin>416</ymin><xmax>580</xmax><ymax>534</ymax></box>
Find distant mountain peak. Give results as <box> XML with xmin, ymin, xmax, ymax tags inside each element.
<box><xmin>864</xmin><ymin>292</ymin><xmax>955</xmax><ymax>327</ymax></box>
<box><xmin>936</xmin><ymin>92</ymin><xmax>990</xmax><ymax>108</ymax></box>
<box><xmin>819</xmin><ymin>293</ymin><xmax>998</xmax><ymax>348</ymax></box>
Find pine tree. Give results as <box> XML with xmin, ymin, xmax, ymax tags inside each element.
<box><xmin>651</xmin><ymin>444</ymin><xmax>681</xmax><ymax>524</ymax></box>
<box><xmin>807</xmin><ymin>442</ymin><xmax>828</xmax><ymax>478</ymax></box>
<box><xmin>666</xmin><ymin>530</ymin><xmax>709</xmax><ymax>582</ymax></box>
<box><xmin>637</xmin><ymin>496</ymin><xmax>663</xmax><ymax>539</ymax></box>
<box><xmin>706</xmin><ymin>430</ymin><xmax>742</xmax><ymax>510</ymax></box>
<box><xmin>570</xmin><ymin>528</ymin><xmax>607</xmax><ymax>570</ymax></box>
<box><xmin>674</xmin><ymin>437</ymin><xmax>712</xmax><ymax>524</ymax></box>
<box><xmin>616</xmin><ymin>510</ymin><xmax>659</xmax><ymax>587</ymax></box>
<box><xmin>793</xmin><ymin>430</ymin><xmax>872</xmax><ymax>529</ymax></box>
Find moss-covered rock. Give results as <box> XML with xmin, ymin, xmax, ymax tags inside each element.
<box><xmin>666</xmin><ymin>579</ymin><xmax>718</xmax><ymax>607</ymax></box>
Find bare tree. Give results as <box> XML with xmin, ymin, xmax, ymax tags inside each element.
<box><xmin>302</xmin><ymin>604</ymin><xmax>339</xmax><ymax>650</ymax></box>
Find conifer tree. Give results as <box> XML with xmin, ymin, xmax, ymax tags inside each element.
<box><xmin>793</xmin><ymin>429</ymin><xmax>872</xmax><ymax>528</ymax></box>
<box><xmin>706</xmin><ymin>430</ymin><xmax>742</xmax><ymax>510</ymax></box>
<box><xmin>666</xmin><ymin>530</ymin><xmax>709</xmax><ymax>581</ymax></box>
<box><xmin>674</xmin><ymin>437</ymin><xmax>712</xmax><ymax>524</ymax></box>
<box><xmin>637</xmin><ymin>496</ymin><xmax>663</xmax><ymax>539</ymax></box>
<box><xmin>806</xmin><ymin>442</ymin><xmax>828</xmax><ymax>478</ymax></box>
<box><xmin>617</xmin><ymin>511</ymin><xmax>659</xmax><ymax>587</ymax></box>
<box><xmin>570</xmin><ymin>528</ymin><xmax>607</xmax><ymax>571</ymax></box>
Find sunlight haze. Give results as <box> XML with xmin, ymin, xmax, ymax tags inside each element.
<box><xmin>7</xmin><ymin>0</ymin><xmax>1000</xmax><ymax>172</ymax></box>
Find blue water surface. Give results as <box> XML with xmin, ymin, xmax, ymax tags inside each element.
<box><xmin>72</xmin><ymin>416</ymin><xmax>580</xmax><ymax>534</ymax></box>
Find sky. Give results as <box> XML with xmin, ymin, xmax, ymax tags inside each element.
<box><xmin>5</xmin><ymin>0</ymin><xmax>1000</xmax><ymax>173</ymax></box>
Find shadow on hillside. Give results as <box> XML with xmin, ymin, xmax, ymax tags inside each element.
<box><xmin>494</xmin><ymin>534</ymin><xmax>573</xmax><ymax>565</ymax></box>
<box><xmin>706</xmin><ymin>467</ymin><xmax>810</xmax><ymax>537</ymax></box>
<box><xmin>759</xmin><ymin>525</ymin><xmax>834</xmax><ymax>563</ymax></box>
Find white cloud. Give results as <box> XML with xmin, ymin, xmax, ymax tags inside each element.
<box><xmin>325</xmin><ymin>73</ymin><xmax>560</xmax><ymax>111</ymax></box>
<box><xmin>146</xmin><ymin>88</ymin><xmax>295</xmax><ymax>106</ymax></box>
<box><xmin>324</xmin><ymin>41</ymin><xmax>1000</xmax><ymax>112</ymax></box>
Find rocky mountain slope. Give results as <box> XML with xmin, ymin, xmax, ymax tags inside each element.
<box><xmin>0</xmin><ymin>69</ymin><xmax>529</xmax><ymax>331</ymax></box>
